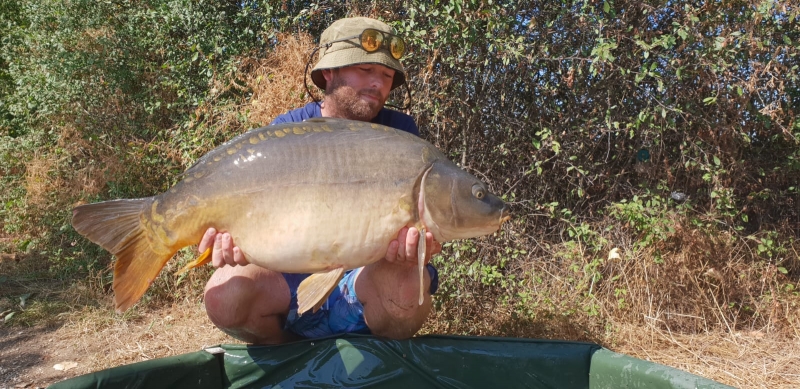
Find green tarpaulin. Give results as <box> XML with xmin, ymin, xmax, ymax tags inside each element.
<box><xmin>49</xmin><ymin>335</ymin><xmax>732</xmax><ymax>388</ymax></box>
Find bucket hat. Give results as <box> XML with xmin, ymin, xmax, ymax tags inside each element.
<box><xmin>311</xmin><ymin>17</ymin><xmax>406</xmax><ymax>91</ymax></box>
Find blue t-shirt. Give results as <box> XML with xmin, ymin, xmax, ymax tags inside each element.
<box><xmin>270</xmin><ymin>102</ymin><xmax>419</xmax><ymax>136</ymax></box>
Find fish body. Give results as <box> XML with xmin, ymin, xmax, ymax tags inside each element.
<box><xmin>72</xmin><ymin>118</ymin><xmax>510</xmax><ymax>313</ymax></box>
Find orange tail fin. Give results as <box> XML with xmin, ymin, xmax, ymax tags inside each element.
<box><xmin>72</xmin><ymin>198</ymin><xmax>176</xmax><ymax>313</ymax></box>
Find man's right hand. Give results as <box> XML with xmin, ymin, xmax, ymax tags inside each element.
<box><xmin>199</xmin><ymin>228</ymin><xmax>249</xmax><ymax>268</ymax></box>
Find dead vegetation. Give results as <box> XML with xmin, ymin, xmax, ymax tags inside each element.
<box><xmin>193</xmin><ymin>33</ymin><xmax>319</xmax><ymax>137</ymax></box>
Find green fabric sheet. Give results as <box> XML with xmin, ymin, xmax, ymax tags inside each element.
<box><xmin>49</xmin><ymin>335</ymin><xmax>733</xmax><ymax>389</ymax></box>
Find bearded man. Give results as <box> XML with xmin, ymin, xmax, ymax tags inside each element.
<box><xmin>200</xmin><ymin>17</ymin><xmax>442</xmax><ymax>344</ymax></box>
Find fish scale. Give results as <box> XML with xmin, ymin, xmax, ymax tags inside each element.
<box><xmin>72</xmin><ymin>118</ymin><xmax>510</xmax><ymax>314</ymax></box>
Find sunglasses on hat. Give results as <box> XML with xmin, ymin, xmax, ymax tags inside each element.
<box><xmin>325</xmin><ymin>28</ymin><xmax>406</xmax><ymax>59</ymax></box>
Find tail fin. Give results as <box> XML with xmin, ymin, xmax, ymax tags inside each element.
<box><xmin>72</xmin><ymin>198</ymin><xmax>175</xmax><ymax>313</ymax></box>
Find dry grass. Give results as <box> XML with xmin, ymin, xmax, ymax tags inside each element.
<box><xmin>199</xmin><ymin>32</ymin><xmax>317</xmax><ymax>135</ymax></box>
<box><xmin>0</xmin><ymin>299</ymin><xmax>235</xmax><ymax>387</ymax></box>
<box><xmin>613</xmin><ymin>323</ymin><xmax>800</xmax><ymax>388</ymax></box>
<box><xmin>238</xmin><ymin>33</ymin><xmax>318</xmax><ymax>125</ymax></box>
<box><xmin>0</xmin><ymin>257</ymin><xmax>234</xmax><ymax>387</ymax></box>
<box><xmin>55</xmin><ymin>302</ymin><xmax>231</xmax><ymax>370</ymax></box>
<box><xmin>21</xmin><ymin>124</ymin><xmax>136</xmax><ymax>226</ymax></box>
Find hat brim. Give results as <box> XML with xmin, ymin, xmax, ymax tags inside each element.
<box><xmin>311</xmin><ymin>47</ymin><xmax>406</xmax><ymax>91</ymax></box>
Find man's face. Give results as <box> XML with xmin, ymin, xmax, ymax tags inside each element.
<box><xmin>323</xmin><ymin>64</ymin><xmax>395</xmax><ymax>121</ymax></box>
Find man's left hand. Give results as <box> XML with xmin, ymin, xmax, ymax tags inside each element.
<box><xmin>384</xmin><ymin>227</ymin><xmax>442</xmax><ymax>266</ymax></box>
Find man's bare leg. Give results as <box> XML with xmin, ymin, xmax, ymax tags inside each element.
<box><xmin>203</xmin><ymin>264</ymin><xmax>300</xmax><ymax>344</ymax></box>
<box><xmin>200</xmin><ymin>227</ymin><xmax>438</xmax><ymax>342</ymax></box>
<box><xmin>357</xmin><ymin>258</ymin><xmax>433</xmax><ymax>339</ymax></box>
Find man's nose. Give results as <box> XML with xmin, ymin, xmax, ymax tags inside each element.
<box><xmin>369</xmin><ymin>74</ymin><xmax>385</xmax><ymax>89</ymax></box>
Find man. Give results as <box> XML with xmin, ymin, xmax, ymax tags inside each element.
<box><xmin>199</xmin><ymin>17</ymin><xmax>442</xmax><ymax>344</ymax></box>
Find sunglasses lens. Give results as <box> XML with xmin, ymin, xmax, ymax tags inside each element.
<box><xmin>361</xmin><ymin>29</ymin><xmax>383</xmax><ymax>52</ymax></box>
<box><xmin>389</xmin><ymin>37</ymin><xmax>405</xmax><ymax>59</ymax></box>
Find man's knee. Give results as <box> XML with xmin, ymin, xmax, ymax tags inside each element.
<box><xmin>358</xmin><ymin>261</ymin><xmax>434</xmax><ymax>338</ymax></box>
<box><xmin>371</xmin><ymin>296</ymin><xmax>432</xmax><ymax>340</ymax></box>
<box><xmin>204</xmin><ymin>269</ymin><xmax>250</xmax><ymax>329</ymax></box>
<box><xmin>203</xmin><ymin>265</ymin><xmax>290</xmax><ymax>330</ymax></box>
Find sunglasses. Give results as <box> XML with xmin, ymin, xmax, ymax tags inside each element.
<box><xmin>326</xmin><ymin>28</ymin><xmax>406</xmax><ymax>60</ymax></box>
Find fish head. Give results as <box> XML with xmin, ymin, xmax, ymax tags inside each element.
<box><xmin>420</xmin><ymin>161</ymin><xmax>510</xmax><ymax>242</ymax></box>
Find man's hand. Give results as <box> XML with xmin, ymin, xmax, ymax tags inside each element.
<box><xmin>384</xmin><ymin>227</ymin><xmax>442</xmax><ymax>266</ymax></box>
<box><xmin>199</xmin><ymin>228</ymin><xmax>249</xmax><ymax>268</ymax></box>
<box><xmin>200</xmin><ymin>226</ymin><xmax>441</xmax><ymax>269</ymax></box>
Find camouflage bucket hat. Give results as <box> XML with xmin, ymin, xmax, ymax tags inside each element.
<box><xmin>311</xmin><ymin>17</ymin><xmax>406</xmax><ymax>91</ymax></box>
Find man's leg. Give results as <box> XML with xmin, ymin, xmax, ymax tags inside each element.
<box><xmin>356</xmin><ymin>259</ymin><xmax>433</xmax><ymax>339</ymax></box>
<box><xmin>203</xmin><ymin>264</ymin><xmax>299</xmax><ymax>344</ymax></box>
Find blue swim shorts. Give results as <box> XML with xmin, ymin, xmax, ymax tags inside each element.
<box><xmin>282</xmin><ymin>263</ymin><xmax>439</xmax><ymax>338</ymax></box>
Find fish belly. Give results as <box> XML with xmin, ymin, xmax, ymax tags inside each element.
<box><xmin>225</xmin><ymin>185</ymin><xmax>414</xmax><ymax>273</ymax></box>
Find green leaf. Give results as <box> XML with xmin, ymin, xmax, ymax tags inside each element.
<box><xmin>777</xmin><ymin>267</ymin><xmax>788</xmax><ymax>274</ymax></box>
<box><xmin>551</xmin><ymin>141</ymin><xmax>561</xmax><ymax>154</ymax></box>
<box><xmin>784</xmin><ymin>35</ymin><xmax>792</xmax><ymax>45</ymax></box>
<box><xmin>713</xmin><ymin>156</ymin><xmax>721</xmax><ymax>166</ymax></box>
<box><xmin>603</xmin><ymin>1</ymin><xmax>610</xmax><ymax>13</ymax></box>
<box><xmin>714</xmin><ymin>36</ymin><xmax>726</xmax><ymax>50</ymax></box>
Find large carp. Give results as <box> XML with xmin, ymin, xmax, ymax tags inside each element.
<box><xmin>72</xmin><ymin>118</ymin><xmax>510</xmax><ymax>314</ymax></box>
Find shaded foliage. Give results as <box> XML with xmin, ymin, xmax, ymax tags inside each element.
<box><xmin>1</xmin><ymin>0</ymin><xmax>798</xmax><ymax>336</ymax></box>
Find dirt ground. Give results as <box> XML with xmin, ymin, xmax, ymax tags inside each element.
<box><xmin>0</xmin><ymin>302</ymin><xmax>233</xmax><ymax>388</ymax></box>
<box><xmin>1</xmin><ymin>297</ymin><xmax>799</xmax><ymax>388</ymax></box>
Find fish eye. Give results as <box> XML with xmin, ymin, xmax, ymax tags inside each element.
<box><xmin>472</xmin><ymin>184</ymin><xmax>485</xmax><ymax>200</ymax></box>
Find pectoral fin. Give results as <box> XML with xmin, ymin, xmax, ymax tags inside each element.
<box><xmin>417</xmin><ymin>228</ymin><xmax>427</xmax><ymax>306</ymax></box>
<box><xmin>174</xmin><ymin>247</ymin><xmax>212</xmax><ymax>276</ymax></box>
<box><xmin>297</xmin><ymin>268</ymin><xmax>345</xmax><ymax>315</ymax></box>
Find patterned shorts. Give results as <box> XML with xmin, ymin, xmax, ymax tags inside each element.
<box><xmin>282</xmin><ymin>264</ymin><xmax>439</xmax><ymax>338</ymax></box>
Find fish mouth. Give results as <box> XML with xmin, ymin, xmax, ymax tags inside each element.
<box><xmin>499</xmin><ymin>205</ymin><xmax>511</xmax><ymax>225</ymax></box>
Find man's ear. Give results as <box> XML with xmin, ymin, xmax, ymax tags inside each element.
<box><xmin>321</xmin><ymin>69</ymin><xmax>334</xmax><ymax>83</ymax></box>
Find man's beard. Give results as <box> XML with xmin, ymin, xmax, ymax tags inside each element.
<box><xmin>324</xmin><ymin>77</ymin><xmax>384</xmax><ymax>121</ymax></box>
